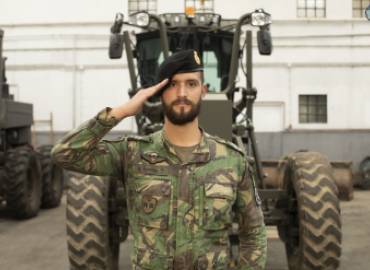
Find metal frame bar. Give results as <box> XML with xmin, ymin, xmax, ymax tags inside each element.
<box><xmin>0</xmin><ymin>29</ymin><xmax>4</xmax><ymax>100</ymax></box>
<box><xmin>123</xmin><ymin>31</ymin><xmax>137</xmax><ymax>90</ymax></box>
<box><xmin>222</xmin><ymin>13</ymin><xmax>251</xmax><ymax>95</ymax></box>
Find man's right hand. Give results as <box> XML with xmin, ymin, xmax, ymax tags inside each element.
<box><xmin>111</xmin><ymin>79</ymin><xmax>168</xmax><ymax>119</ymax></box>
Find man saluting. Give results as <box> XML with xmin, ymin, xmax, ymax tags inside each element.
<box><xmin>52</xmin><ymin>50</ymin><xmax>267</xmax><ymax>269</ymax></box>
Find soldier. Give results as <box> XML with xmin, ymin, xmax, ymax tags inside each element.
<box><xmin>52</xmin><ymin>49</ymin><xmax>267</xmax><ymax>269</ymax></box>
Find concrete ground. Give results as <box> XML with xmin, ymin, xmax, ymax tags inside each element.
<box><xmin>0</xmin><ymin>191</ymin><xmax>369</xmax><ymax>270</ymax></box>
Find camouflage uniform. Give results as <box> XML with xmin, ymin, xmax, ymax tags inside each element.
<box><xmin>52</xmin><ymin>108</ymin><xmax>267</xmax><ymax>270</ymax></box>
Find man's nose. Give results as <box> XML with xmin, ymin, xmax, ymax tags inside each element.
<box><xmin>177</xmin><ymin>83</ymin><xmax>187</xmax><ymax>97</ymax></box>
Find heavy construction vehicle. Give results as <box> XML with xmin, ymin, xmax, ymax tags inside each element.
<box><xmin>0</xmin><ymin>29</ymin><xmax>64</xmax><ymax>219</ymax></box>
<box><xmin>66</xmin><ymin>9</ymin><xmax>347</xmax><ymax>270</ymax></box>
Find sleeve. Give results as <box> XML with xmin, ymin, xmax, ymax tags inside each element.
<box><xmin>51</xmin><ymin>107</ymin><xmax>127</xmax><ymax>177</ymax></box>
<box><xmin>234</xmin><ymin>159</ymin><xmax>267</xmax><ymax>270</ymax></box>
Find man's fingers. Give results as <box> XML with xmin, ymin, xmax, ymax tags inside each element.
<box><xmin>149</xmin><ymin>78</ymin><xmax>168</xmax><ymax>94</ymax></box>
<box><xmin>137</xmin><ymin>79</ymin><xmax>168</xmax><ymax>101</ymax></box>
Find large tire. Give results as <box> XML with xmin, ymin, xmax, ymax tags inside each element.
<box><xmin>358</xmin><ymin>156</ymin><xmax>370</xmax><ymax>190</ymax></box>
<box><xmin>5</xmin><ymin>146</ymin><xmax>42</xmax><ymax>219</ymax></box>
<box><xmin>37</xmin><ymin>145</ymin><xmax>64</xmax><ymax>208</ymax></box>
<box><xmin>66</xmin><ymin>173</ymin><xmax>126</xmax><ymax>270</ymax></box>
<box><xmin>278</xmin><ymin>151</ymin><xmax>342</xmax><ymax>270</ymax></box>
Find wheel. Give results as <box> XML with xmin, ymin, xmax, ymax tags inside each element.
<box><xmin>37</xmin><ymin>145</ymin><xmax>64</xmax><ymax>208</ymax></box>
<box><xmin>278</xmin><ymin>151</ymin><xmax>341</xmax><ymax>270</ymax></box>
<box><xmin>359</xmin><ymin>156</ymin><xmax>370</xmax><ymax>190</ymax></box>
<box><xmin>66</xmin><ymin>173</ymin><xmax>127</xmax><ymax>270</ymax></box>
<box><xmin>5</xmin><ymin>146</ymin><xmax>42</xmax><ymax>219</ymax></box>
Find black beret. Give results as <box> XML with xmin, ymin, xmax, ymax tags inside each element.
<box><xmin>156</xmin><ymin>49</ymin><xmax>203</xmax><ymax>96</ymax></box>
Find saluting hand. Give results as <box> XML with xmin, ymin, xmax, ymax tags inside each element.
<box><xmin>111</xmin><ymin>79</ymin><xmax>168</xmax><ymax>119</ymax></box>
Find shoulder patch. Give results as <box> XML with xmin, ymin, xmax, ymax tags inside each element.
<box><xmin>102</xmin><ymin>134</ymin><xmax>151</xmax><ymax>143</ymax></box>
<box><xmin>209</xmin><ymin>135</ymin><xmax>245</xmax><ymax>156</ymax></box>
<box><xmin>126</xmin><ymin>134</ymin><xmax>151</xmax><ymax>143</ymax></box>
<box><xmin>102</xmin><ymin>136</ymin><xmax>126</xmax><ymax>143</ymax></box>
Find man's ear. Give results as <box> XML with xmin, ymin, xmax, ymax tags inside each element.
<box><xmin>201</xmin><ymin>84</ymin><xmax>208</xmax><ymax>98</ymax></box>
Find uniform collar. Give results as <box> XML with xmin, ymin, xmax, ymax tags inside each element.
<box><xmin>150</xmin><ymin>127</ymin><xmax>213</xmax><ymax>165</ymax></box>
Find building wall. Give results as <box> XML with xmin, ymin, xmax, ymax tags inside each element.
<box><xmin>1</xmin><ymin>0</ymin><xmax>370</xmax><ymax>168</ymax></box>
<box><xmin>256</xmin><ymin>131</ymin><xmax>370</xmax><ymax>169</ymax></box>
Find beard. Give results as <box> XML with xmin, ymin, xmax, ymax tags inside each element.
<box><xmin>162</xmin><ymin>97</ymin><xmax>201</xmax><ymax>125</ymax></box>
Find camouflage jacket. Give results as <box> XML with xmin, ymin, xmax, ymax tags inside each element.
<box><xmin>52</xmin><ymin>108</ymin><xmax>267</xmax><ymax>270</ymax></box>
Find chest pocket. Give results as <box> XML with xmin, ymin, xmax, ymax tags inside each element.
<box><xmin>133</xmin><ymin>176</ymin><xmax>172</xmax><ymax>230</ymax></box>
<box><xmin>132</xmin><ymin>151</ymin><xmax>172</xmax><ymax>230</ymax></box>
<box><xmin>202</xmin><ymin>183</ymin><xmax>235</xmax><ymax>231</ymax></box>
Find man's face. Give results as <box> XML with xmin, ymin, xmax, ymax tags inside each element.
<box><xmin>161</xmin><ymin>72</ymin><xmax>206</xmax><ymax>125</ymax></box>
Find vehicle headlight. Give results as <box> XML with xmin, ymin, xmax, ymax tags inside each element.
<box><xmin>160</xmin><ymin>13</ymin><xmax>187</xmax><ymax>27</ymax></box>
<box><xmin>129</xmin><ymin>11</ymin><xmax>150</xmax><ymax>27</ymax></box>
<box><xmin>173</xmin><ymin>14</ymin><xmax>181</xmax><ymax>24</ymax></box>
<box><xmin>251</xmin><ymin>9</ymin><xmax>271</xmax><ymax>27</ymax></box>
<box><xmin>193</xmin><ymin>13</ymin><xmax>221</xmax><ymax>26</ymax></box>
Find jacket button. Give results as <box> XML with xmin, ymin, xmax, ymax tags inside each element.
<box><xmin>161</xmin><ymin>185</ymin><xmax>171</xmax><ymax>196</ymax></box>
<box><xmin>196</xmin><ymin>256</ymin><xmax>208</xmax><ymax>270</ymax></box>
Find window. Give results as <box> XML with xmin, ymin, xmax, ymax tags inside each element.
<box><xmin>297</xmin><ymin>0</ymin><xmax>326</xmax><ymax>18</ymax></box>
<box><xmin>299</xmin><ymin>95</ymin><xmax>327</xmax><ymax>123</ymax></box>
<box><xmin>185</xmin><ymin>0</ymin><xmax>214</xmax><ymax>13</ymax></box>
<box><xmin>128</xmin><ymin>0</ymin><xmax>157</xmax><ymax>14</ymax></box>
<box><xmin>203</xmin><ymin>51</ymin><xmax>220</xmax><ymax>92</ymax></box>
<box><xmin>353</xmin><ymin>0</ymin><xmax>370</xmax><ymax>18</ymax></box>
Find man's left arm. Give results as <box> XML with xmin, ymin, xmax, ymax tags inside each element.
<box><xmin>234</xmin><ymin>160</ymin><xmax>267</xmax><ymax>270</ymax></box>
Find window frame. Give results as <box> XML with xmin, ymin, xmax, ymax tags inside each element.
<box><xmin>128</xmin><ymin>0</ymin><xmax>157</xmax><ymax>15</ymax></box>
<box><xmin>299</xmin><ymin>94</ymin><xmax>328</xmax><ymax>124</ymax></box>
<box><xmin>185</xmin><ymin>0</ymin><xmax>214</xmax><ymax>13</ymax></box>
<box><xmin>352</xmin><ymin>0</ymin><xmax>370</xmax><ymax>18</ymax></box>
<box><xmin>297</xmin><ymin>0</ymin><xmax>326</xmax><ymax>18</ymax></box>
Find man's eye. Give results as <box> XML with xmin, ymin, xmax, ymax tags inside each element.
<box><xmin>188</xmin><ymin>81</ymin><xmax>197</xmax><ymax>87</ymax></box>
<box><xmin>170</xmin><ymin>81</ymin><xmax>176</xmax><ymax>87</ymax></box>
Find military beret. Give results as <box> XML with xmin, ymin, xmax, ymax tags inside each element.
<box><xmin>156</xmin><ymin>49</ymin><xmax>203</xmax><ymax>96</ymax></box>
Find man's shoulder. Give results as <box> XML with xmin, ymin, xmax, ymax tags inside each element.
<box><xmin>127</xmin><ymin>134</ymin><xmax>152</xmax><ymax>142</ymax></box>
<box><xmin>205</xmin><ymin>133</ymin><xmax>245</xmax><ymax>157</ymax></box>
<box><xmin>102</xmin><ymin>133</ymin><xmax>152</xmax><ymax>145</ymax></box>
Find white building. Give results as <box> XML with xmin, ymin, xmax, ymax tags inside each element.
<box><xmin>1</xmin><ymin>0</ymin><xmax>370</xmax><ymax>169</ymax></box>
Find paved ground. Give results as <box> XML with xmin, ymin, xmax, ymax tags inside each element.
<box><xmin>0</xmin><ymin>190</ymin><xmax>369</xmax><ymax>270</ymax></box>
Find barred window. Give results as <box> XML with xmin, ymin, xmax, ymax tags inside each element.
<box><xmin>185</xmin><ymin>0</ymin><xmax>214</xmax><ymax>13</ymax></box>
<box><xmin>353</xmin><ymin>0</ymin><xmax>370</xmax><ymax>18</ymax></box>
<box><xmin>299</xmin><ymin>95</ymin><xmax>327</xmax><ymax>123</ymax></box>
<box><xmin>128</xmin><ymin>0</ymin><xmax>157</xmax><ymax>14</ymax></box>
<box><xmin>297</xmin><ymin>0</ymin><xmax>326</xmax><ymax>18</ymax></box>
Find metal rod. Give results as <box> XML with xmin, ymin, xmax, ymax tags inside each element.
<box><xmin>0</xmin><ymin>29</ymin><xmax>4</xmax><ymax>99</ymax></box>
<box><xmin>123</xmin><ymin>31</ymin><xmax>137</xmax><ymax>90</ymax></box>
<box><xmin>150</xmin><ymin>14</ymin><xmax>169</xmax><ymax>59</ymax></box>
<box><xmin>248</xmin><ymin>121</ymin><xmax>265</xmax><ymax>187</ymax></box>
<box><xmin>246</xmin><ymin>30</ymin><xmax>253</xmax><ymax>121</ymax></box>
<box><xmin>246</xmin><ymin>31</ymin><xmax>252</xmax><ymax>91</ymax></box>
<box><xmin>245</xmin><ymin>30</ymin><xmax>265</xmax><ymax>188</ymax></box>
<box><xmin>245</xmin><ymin>30</ymin><xmax>253</xmax><ymax>156</ymax></box>
<box><xmin>222</xmin><ymin>13</ymin><xmax>251</xmax><ymax>95</ymax></box>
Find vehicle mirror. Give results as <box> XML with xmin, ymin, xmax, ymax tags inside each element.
<box><xmin>109</xmin><ymin>34</ymin><xmax>124</xmax><ymax>59</ymax></box>
<box><xmin>257</xmin><ymin>29</ymin><xmax>272</xmax><ymax>55</ymax></box>
<box><xmin>111</xmin><ymin>13</ymin><xmax>124</xmax><ymax>33</ymax></box>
